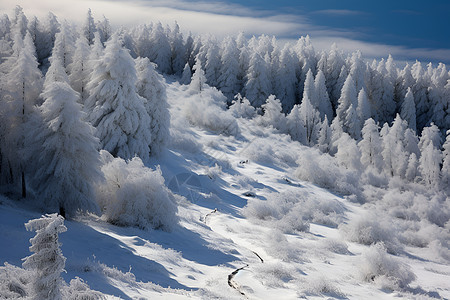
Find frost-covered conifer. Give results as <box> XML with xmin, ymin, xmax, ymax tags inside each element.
<box><xmin>412</xmin><ymin>61</ymin><xmax>431</xmax><ymax>130</ymax></box>
<box><xmin>82</xmin><ymin>8</ymin><xmax>96</xmax><ymax>45</ymax></box>
<box><xmin>400</xmin><ymin>87</ymin><xmax>416</xmax><ymax>132</ymax></box>
<box><xmin>405</xmin><ymin>153</ymin><xmax>419</xmax><ymax>182</ymax></box>
<box><xmin>169</xmin><ymin>21</ymin><xmax>185</xmax><ymax>75</ymax></box>
<box><xmin>317</xmin><ymin>115</ymin><xmax>332</xmax><ymax>153</ymax></box>
<box><xmin>204</xmin><ymin>38</ymin><xmax>221</xmax><ymax>87</ymax></box>
<box><xmin>273</xmin><ymin>45</ymin><xmax>296</xmax><ymax>113</ymax></box>
<box><xmin>299</xmin><ymin>93</ymin><xmax>321</xmax><ymax>146</ymax></box>
<box><xmin>381</xmin><ymin>115</ymin><xmax>409</xmax><ymax>177</ymax></box>
<box><xmin>43</xmin><ymin>57</ymin><xmax>69</xmax><ymax>90</ymax></box>
<box><xmin>180</xmin><ymin>62</ymin><xmax>192</xmax><ymax>85</ymax></box>
<box><xmin>149</xmin><ymin>22</ymin><xmax>171</xmax><ymax>74</ymax></box>
<box><xmin>336</xmin><ymin>74</ymin><xmax>358</xmax><ymax>136</ymax></box>
<box><xmin>286</xmin><ymin>104</ymin><xmax>306</xmax><ymax>145</ymax></box>
<box><xmin>189</xmin><ymin>57</ymin><xmax>207</xmax><ymax>93</ymax></box>
<box><xmin>96</xmin><ymin>15</ymin><xmax>112</xmax><ymax>44</ymax></box>
<box><xmin>52</xmin><ymin>22</ymin><xmax>76</xmax><ymax>69</ymax></box>
<box><xmin>68</xmin><ymin>35</ymin><xmax>91</xmax><ymax>102</ymax></box>
<box><xmin>23</xmin><ymin>214</ymin><xmax>67</xmax><ymax>300</ymax></box>
<box><xmin>442</xmin><ymin>130</ymin><xmax>450</xmax><ymax>188</ymax></box>
<box><xmin>135</xmin><ymin>57</ymin><xmax>170</xmax><ymax>156</ymax></box>
<box><xmin>0</xmin><ymin>32</ymin><xmax>42</xmax><ymax>196</ymax></box>
<box><xmin>359</xmin><ymin>118</ymin><xmax>383</xmax><ymax>172</ymax></box>
<box><xmin>244</xmin><ymin>50</ymin><xmax>272</xmax><ymax>107</ymax></box>
<box><xmin>315</xmin><ymin>69</ymin><xmax>333</xmax><ymax>122</ymax></box>
<box><xmin>85</xmin><ymin>33</ymin><xmax>152</xmax><ymax>161</ymax></box>
<box><xmin>356</xmin><ymin>88</ymin><xmax>371</xmax><ymax>134</ymax></box>
<box><xmin>336</xmin><ymin>132</ymin><xmax>362</xmax><ymax>171</ymax></box>
<box><xmin>218</xmin><ymin>36</ymin><xmax>240</xmax><ymax>101</ymax></box>
<box><xmin>259</xmin><ymin>95</ymin><xmax>287</xmax><ymax>132</ymax></box>
<box><xmin>229</xmin><ymin>94</ymin><xmax>256</xmax><ymax>119</ymax></box>
<box><xmin>419</xmin><ymin>142</ymin><xmax>442</xmax><ymax>188</ymax></box>
<box><xmin>27</xmin><ymin>79</ymin><xmax>102</xmax><ymax>215</ymax></box>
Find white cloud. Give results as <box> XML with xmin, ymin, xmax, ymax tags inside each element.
<box><xmin>312</xmin><ymin>9</ymin><xmax>365</xmax><ymax>16</ymax></box>
<box><xmin>0</xmin><ymin>0</ymin><xmax>448</xmax><ymax>63</ymax></box>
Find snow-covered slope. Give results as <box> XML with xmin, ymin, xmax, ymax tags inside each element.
<box><xmin>0</xmin><ymin>80</ymin><xmax>449</xmax><ymax>300</ymax></box>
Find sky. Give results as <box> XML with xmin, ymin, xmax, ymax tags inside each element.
<box><xmin>1</xmin><ymin>0</ymin><xmax>449</xmax><ymax>64</ymax></box>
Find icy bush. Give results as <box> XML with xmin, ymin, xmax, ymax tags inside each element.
<box><xmin>300</xmin><ymin>275</ymin><xmax>346</xmax><ymax>298</ymax></box>
<box><xmin>253</xmin><ymin>262</ymin><xmax>296</xmax><ymax>288</ymax></box>
<box><xmin>183</xmin><ymin>86</ymin><xmax>239</xmax><ymax>136</ymax></box>
<box><xmin>241</xmin><ymin>135</ymin><xmax>299</xmax><ymax>168</ymax></box>
<box><xmin>321</xmin><ymin>238</ymin><xmax>351</xmax><ymax>255</ymax></box>
<box><xmin>0</xmin><ymin>263</ymin><xmax>30</xmax><ymax>299</ymax></box>
<box><xmin>340</xmin><ymin>214</ymin><xmax>403</xmax><ymax>254</ymax></box>
<box><xmin>23</xmin><ymin>213</ymin><xmax>67</xmax><ymax>300</ymax></box>
<box><xmin>243</xmin><ymin>191</ymin><xmax>345</xmax><ymax>234</ymax></box>
<box><xmin>65</xmin><ymin>277</ymin><xmax>105</xmax><ymax>300</ymax></box>
<box><xmin>96</xmin><ymin>150</ymin><xmax>178</xmax><ymax>230</ymax></box>
<box><xmin>295</xmin><ymin>147</ymin><xmax>361</xmax><ymax>197</ymax></box>
<box><xmin>359</xmin><ymin>243</ymin><xmax>416</xmax><ymax>290</ymax></box>
<box><xmin>229</xmin><ymin>94</ymin><xmax>256</xmax><ymax>119</ymax></box>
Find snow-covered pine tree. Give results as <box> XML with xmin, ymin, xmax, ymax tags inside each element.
<box><xmin>317</xmin><ymin>115</ymin><xmax>332</xmax><ymax>153</ymax></box>
<box><xmin>82</xmin><ymin>8</ymin><xmax>96</xmax><ymax>45</ymax></box>
<box><xmin>217</xmin><ymin>36</ymin><xmax>240</xmax><ymax>101</ymax></box>
<box><xmin>442</xmin><ymin>130</ymin><xmax>450</xmax><ymax>188</ymax></box>
<box><xmin>43</xmin><ymin>56</ymin><xmax>69</xmax><ymax>90</ymax></box>
<box><xmin>52</xmin><ymin>22</ymin><xmax>76</xmax><ymax>70</ymax></box>
<box><xmin>0</xmin><ymin>32</ymin><xmax>42</xmax><ymax>196</ymax></box>
<box><xmin>259</xmin><ymin>95</ymin><xmax>287</xmax><ymax>132</ymax></box>
<box><xmin>149</xmin><ymin>22</ymin><xmax>171</xmax><ymax>74</ymax></box>
<box><xmin>189</xmin><ymin>56</ymin><xmax>207</xmax><ymax>93</ymax></box>
<box><xmin>244</xmin><ymin>50</ymin><xmax>272</xmax><ymax>108</ymax></box>
<box><xmin>84</xmin><ymin>33</ymin><xmax>152</xmax><ymax>161</ymax></box>
<box><xmin>299</xmin><ymin>91</ymin><xmax>321</xmax><ymax>146</ymax></box>
<box><xmin>358</xmin><ymin>118</ymin><xmax>383</xmax><ymax>172</ymax></box>
<box><xmin>180</xmin><ymin>62</ymin><xmax>192</xmax><ymax>85</ymax></box>
<box><xmin>314</xmin><ymin>69</ymin><xmax>333</xmax><ymax>122</ymax></box>
<box><xmin>381</xmin><ymin>115</ymin><xmax>409</xmax><ymax>177</ymax></box>
<box><xmin>400</xmin><ymin>87</ymin><xmax>417</xmax><ymax>132</ymax></box>
<box><xmin>356</xmin><ymin>88</ymin><xmax>371</xmax><ymax>135</ymax></box>
<box><xmin>412</xmin><ymin>61</ymin><xmax>432</xmax><ymax>131</ymax></box>
<box><xmin>273</xmin><ymin>44</ymin><xmax>297</xmax><ymax>113</ymax></box>
<box><xmin>286</xmin><ymin>104</ymin><xmax>306</xmax><ymax>145</ymax></box>
<box><xmin>11</xmin><ymin>5</ymin><xmax>28</xmax><ymax>38</ymax></box>
<box><xmin>204</xmin><ymin>38</ymin><xmax>221</xmax><ymax>88</ymax></box>
<box><xmin>26</xmin><ymin>76</ymin><xmax>102</xmax><ymax>215</ymax></box>
<box><xmin>419</xmin><ymin>140</ymin><xmax>442</xmax><ymax>188</ymax></box>
<box><xmin>229</xmin><ymin>93</ymin><xmax>256</xmax><ymax>119</ymax></box>
<box><xmin>168</xmin><ymin>21</ymin><xmax>185</xmax><ymax>75</ymax></box>
<box><xmin>336</xmin><ymin>132</ymin><xmax>363</xmax><ymax>171</ymax></box>
<box><xmin>96</xmin><ymin>15</ymin><xmax>111</xmax><ymax>44</ymax></box>
<box><xmin>68</xmin><ymin>35</ymin><xmax>91</xmax><ymax>102</ymax></box>
<box><xmin>135</xmin><ymin>57</ymin><xmax>170</xmax><ymax>156</ymax></box>
<box><xmin>23</xmin><ymin>214</ymin><xmax>67</xmax><ymax>300</ymax></box>
<box><xmin>336</xmin><ymin>74</ymin><xmax>358</xmax><ymax>136</ymax></box>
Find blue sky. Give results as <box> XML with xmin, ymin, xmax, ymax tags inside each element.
<box><xmin>1</xmin><ymin>0</ymin><xmax>449</xmax><ymax>63</ymax></box>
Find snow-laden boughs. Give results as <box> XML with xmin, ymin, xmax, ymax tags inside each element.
<box><xmin>68</xmin><ymin>35</ymin><xmax>91</xmax><ymax>102</ymax></box>
<box><xmin>135</xmin><ymin>57</ymin><xmax>170</xmax><ymax>156</ymax></box>
<box><xmin>96</xmin><ymin>150</ymin><xmax>178</xmax><ymax>231</ymax></box>
<box><xmin>0</xmin><ymin>31</ymin><xmax>42</xmax><ymax>195</ymax></box>
<box><xmin>26</xmin><ymin>79</ymin><xmax>103</xmax><ymax>216</ymax></box>
<box><xmin>23</xmin><ymin>214</ymin><xmax>67</xmax><ymax>300</ymax></box>
<box><xmin>85</xmin><ymin>33</ymin><xmax>152</xmax><ymax>161</ymax></box>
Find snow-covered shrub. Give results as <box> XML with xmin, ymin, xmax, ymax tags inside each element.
<box><xmin>295</xmin><ymin>147</ymin><xmax>361</xmax><ymax>197</ymax></box>
<box><xmin>321</xmin><ymin>238</ymin><xmax>351</xmax><ymax>255</ymax></box>
<box><xmin>243</xmin><ymin>191</ymin><xmax>345</xmax><ymax>234</ymax></box>
<box><xmin>253</xmin><ymin>262</ymin><xmax>295</xmax><ymax>288</ymax></box>
<box><xmin>229</xmin><ymin>94</ymin><xmax>256</xmax><ymax>119</ymax></box>
<box><xmin>22</xmin><ymin>213</ymin><xmax>67</xmax><ymax>300</ymax></box>
<box><xmin>0</xmin><ymin>263</ymin><xmax>30</xmax><ymax>299</ymax></box>
<box><xmin>96</xmin><ymin>151</ymin><xmax>178</xmax><ymax>230</ymax></box>
<box><xmin>300</xmin><ymin>275</ymin><xmax>345</xmax><ymax>298</ymax></box>
<box><xmin>359</xmin><ymin>243</ymin><xmax>416</xmax><ymax>290</ymax></box>
<box><xmin>340</xmin><ymin>214</ymin><xmax>403</xmax><ymax>254</ymax></box>
<box><xmin>183</xmin><ymin>86</ymin><xmax>239</xmax><ymax>136</ymax></box>
<box><xmin>65</xmin><ymin>277</ymin><xmax>105</xmax><ymax>300</ymax></box>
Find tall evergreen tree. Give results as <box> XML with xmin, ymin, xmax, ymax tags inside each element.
<box><xmin>400</xmin><ymin>87</ymin><xmax>417</xmax><ymax>132</ymax></box>
<box><xmin>218</xmin><ymin>36</ymin><xmax>240</xmax><ymax>101</ymax></box>
<box><xmin>68</xmin><ymin>35</ymin><xmax>91</xmax><ymax>102</ymax></box>
<box><xmin>84</xmin><ymin>34</ymin><xmax>152</xmax><ymax>161</ymax></box>
<box><xmin>244</xmin><ymin>50</ymin><xmax>272</xmax><ymax>107</ymax></box>
<box><xmin>82</xmin><ymin>8</ymin><xmax>96</xmax><ymax>45</ymax></box>
<box><xmin>358</xmin><ymin>118</ymin><xmax>383</xmax><ymax>172</ymax></box>
<box><xmin>135</xmin><ymin>57</ymin><xmax>170</xmax><ymax>156</ymax></box>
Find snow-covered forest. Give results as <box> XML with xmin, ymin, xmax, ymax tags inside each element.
<box><xmin>0</xmin><ymin>6</ymin><xmax>449</xmax><ymax>299</ymax></box>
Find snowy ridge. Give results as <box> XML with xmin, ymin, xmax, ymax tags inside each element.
<box><xmin>1</xmin><ymin>79</ymin><xmax>448</xmax><ymax>299</ymax></box>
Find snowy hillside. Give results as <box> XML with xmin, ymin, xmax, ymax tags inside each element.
<box><xmin>1</xmin><ymin>80</ymin><xmax>449</xmax><ymax>299</ymax></box>
<box><xmin>0</xmin><ymin>6</ymin><xmax>449</xmax><ymax>300</ymax></box>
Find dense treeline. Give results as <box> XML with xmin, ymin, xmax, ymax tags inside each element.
<box><xmin>0</xmin><ymin>6</ymin><xmax>449</xmax><ymax>214</ymax></box>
